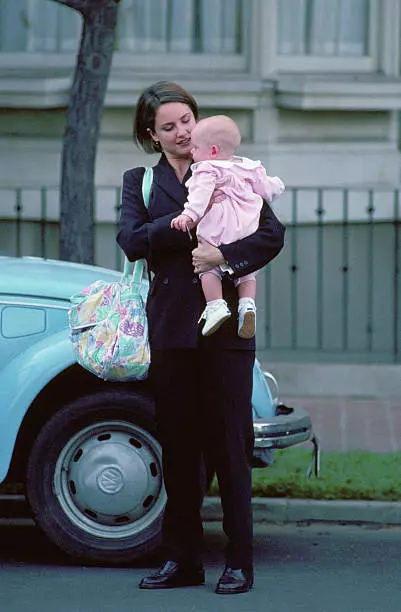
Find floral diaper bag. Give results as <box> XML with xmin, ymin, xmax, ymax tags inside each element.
<box><xmin>68</xmin><ymin>167</ymin><xmax>153</xmax><ymax>382</ymax></box>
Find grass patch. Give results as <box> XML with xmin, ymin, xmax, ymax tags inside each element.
<box><xmin>209</xmin><ymin>448</ymin><xmax>401</xmax><ymax>502</ymax></box>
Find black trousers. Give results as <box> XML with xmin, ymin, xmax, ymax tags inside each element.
<box><xmin>150</xmin><ymin>348</ymin><xmax>255</xmax><ymax>570</ymax></box>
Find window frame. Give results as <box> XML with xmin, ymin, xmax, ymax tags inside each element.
<box><xmin>272</xmin><ymin>0</ymin><xmax>379</xmax><ymax>73</ymax></box>
<box><xmin>0</xmin><ymin>0</ymin><xmax>249</xmax><ymax>74</ymax></box>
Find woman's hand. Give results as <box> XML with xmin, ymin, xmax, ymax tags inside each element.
<box><xmin>192</xmin><ymin>237</ymin><xmax>225</xmax><ymax>274</ymax></box>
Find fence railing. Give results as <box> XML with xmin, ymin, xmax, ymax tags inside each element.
<box><xmin>0</xmin><ymin>185</ymin><xmax>400</xmax><ymax>363</ymax></box>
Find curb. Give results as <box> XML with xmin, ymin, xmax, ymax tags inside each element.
<box><xmin>3</xmin><ymin>495</ymin><xmax>401</xmax><ymax>527</ymax></box>
<box><xmin>202</xmin><ymin>497</ymin><xmax>401</xmax><ymax>526</ymax></box>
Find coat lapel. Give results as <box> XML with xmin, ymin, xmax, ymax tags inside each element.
<box><xmin>152</xmin><ymin>154</ymin><xmax>191</xmax><ymax>211</ymax></box>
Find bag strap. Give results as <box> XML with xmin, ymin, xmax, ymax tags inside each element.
<box><xmin>142</xmin><ymin>166</ymin><xmax>153</xmax><ymax>208</ymax></box>
<box><xmin>123</xmin><ymin>167</ymin><xmax>153</xmax><ymax>279</ymax></box>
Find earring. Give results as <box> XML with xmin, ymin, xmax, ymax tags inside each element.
<box><xmin>147</xmin><ymin>128</ymin><xmax>158</xmax><ymax>144</ymax></box>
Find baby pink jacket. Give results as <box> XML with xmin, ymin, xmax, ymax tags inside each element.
<box><xmin>184</xmin><ymin>156</ymin><xmax>284</xmax><ymax>246</ymax></box>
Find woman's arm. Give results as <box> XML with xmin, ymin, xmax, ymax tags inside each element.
<box><xmin>220</xmin><ymin>202</ymin><xmax>285</xmax><ymax>278</ymax></box>
<box><xmin>192</xmin><ymin>202</ymin><xmax>285</xmax><ymax>278</ymax></box>
<box><xmin>117</xmin><ymin>168</ymin><xmax>192</xmax><ymax>262</ymax></box>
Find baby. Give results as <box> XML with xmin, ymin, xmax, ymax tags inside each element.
<box><xmin>171</xmin><ymin>115</ymin><xmax>284</xmax><ymax>338</ymax></box>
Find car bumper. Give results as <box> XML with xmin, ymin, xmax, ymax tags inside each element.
<box><xmin>253</xmin><ymin>404</ymin><xmax>313</xmax><ymax>450</ymax></box>
<box><xmin>253</xmin><ymin>404</ymin><xmax>320</xmax><ymax>476</ymax></box>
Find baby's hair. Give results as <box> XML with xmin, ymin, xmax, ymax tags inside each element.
<box><xmin>195</xmin><ymin>115</ymin><xmax>241</xmax><ymax>157</ymax></box>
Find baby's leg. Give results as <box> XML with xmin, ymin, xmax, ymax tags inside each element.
<box><xmin>235</xmin><ymin>275</ymin><xmax>257</xmax><ymax>339</ymax></box>
<box><xmin>237</xmin><ymin>279</ymin><xmax>256</xmax><ymax>300</ymax></box>
<box><xmin>201</xmin><ymin>270</ymin><xmax>223</xmax><ymax>302</ymax></box>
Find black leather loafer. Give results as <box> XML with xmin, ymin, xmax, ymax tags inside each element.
<box><xmin>215</xmin><ymin>567</ymin><xmax>253</xmax><ymax>594</ymax></box>
<box><xmin>139</xmin><ymin>560</ymin><xmax>205</xmax><ymax>590</ymax></box>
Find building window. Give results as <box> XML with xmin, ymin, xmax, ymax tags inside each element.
<box><xmin>275</xmin><ymin>0</ymin><xmax>376</xmax><ymax>72</ymax></box>
<box><xmin>278</xmin><ymin>0</ymin><xmax>369</xmax><ymax>57</ymax></box>
<box><xmin>0</xmin><ymin>0</ymin><xmax>243</xmax><ymax>55</ymax></box>
<box><xmin>117</xmin><ymin>0</ymin><xmax>243</xmax><ymax>54</ymax></box>
<box><xmin>0</xmin><ymin>0</ymin><xmax>80</xmax><ymax>52</ymax></box>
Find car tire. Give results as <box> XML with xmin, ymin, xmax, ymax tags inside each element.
<box><xmin>25</xmin><ymin>390</ymin><xmax>166</xmax><ymax>565</ymax></box>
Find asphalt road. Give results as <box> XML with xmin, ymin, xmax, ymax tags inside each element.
<box><xmin>1</xmin><ymin>521</ymin><xmax>401</xmax><ymax>612</ymax></box>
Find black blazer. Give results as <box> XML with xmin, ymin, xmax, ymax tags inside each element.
<box><xmin>117</xmin><ymin>154</ymin><xmax>285</xmax><ymax>351</ymax></box>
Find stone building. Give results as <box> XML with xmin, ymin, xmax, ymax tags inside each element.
<box><xmin>0</xmin><ymin>0</ymin><xmax>400</xmax><ymax>368</ymax></box>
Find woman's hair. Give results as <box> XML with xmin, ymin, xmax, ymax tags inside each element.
<box><xmin>133</xmin><ymin>81</ymin><xmax>199</xmax><ymax>154</ymax></box>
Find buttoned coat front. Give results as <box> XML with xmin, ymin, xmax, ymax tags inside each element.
<box><xmin>117</xmin><ymin>154</ymin><xmax>285</xmax><ymax>351</ymax></box>
<box><xmin>117</xmin><ymin>152</ymin><xmax>285</xmax><ymax>570</ymax></box>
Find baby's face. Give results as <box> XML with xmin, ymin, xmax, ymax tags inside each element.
<box><xmin>190</xmin><ymin>125</ymin><xmax>212</xmax><ymax>163</ymax></box>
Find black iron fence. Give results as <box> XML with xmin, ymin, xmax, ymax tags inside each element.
<box><xmin>0</xmin><ymin>185</ymin><xmax>399</xmax><ymax>363</ymax></box>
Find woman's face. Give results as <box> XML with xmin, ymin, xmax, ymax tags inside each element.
<box><xmin>151</xmin><ymin>102</ymin><xmax>196</xmax><ymax>159</ymax></box>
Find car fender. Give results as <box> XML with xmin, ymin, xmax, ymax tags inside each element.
<box><xmin>252</xmin><ymin>359</ymin><xmax>275</xmax><ymax>419</ymax></box>
<box><xmin>0</xmin><ymin>329</ymin><xmax>75</xmax><ymax>482</ymax></box>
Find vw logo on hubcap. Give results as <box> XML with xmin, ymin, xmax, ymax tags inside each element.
<box><xmin>97</xmin><ymin>466</ymin><xmax>124</xmax><ymax>494</ymax></box>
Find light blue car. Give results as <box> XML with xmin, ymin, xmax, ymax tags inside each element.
<box><xmin>0</xmin><ymin>256</ymin><xmax>318</xmax><ymax>564</ymax></box>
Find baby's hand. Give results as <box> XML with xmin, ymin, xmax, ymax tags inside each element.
<box><xmin>171</xmin><ymin>213</ymin><xmax>192</xmax><ymax>231</ymax></box>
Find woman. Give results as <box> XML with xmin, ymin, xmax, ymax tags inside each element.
<box><xmin>117</xmin><ymin>81</ymin><xmax>285</xmax><ymax>595</ymax></box>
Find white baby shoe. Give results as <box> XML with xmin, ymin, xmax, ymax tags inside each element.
<box><xmin>199</xmin><ymin>299</ymin><xmax>231</xmax><ymax>336</ymax></box>
<box><xmin>238</xmin><ymin>299</ymin><xmax>256</xmax><ymax>339</ymax></box>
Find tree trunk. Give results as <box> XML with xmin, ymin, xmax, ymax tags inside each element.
<box><xmin>53</xmin><ymin>0</ymin><xmax>120</xmax><ymax>263</ymax></box>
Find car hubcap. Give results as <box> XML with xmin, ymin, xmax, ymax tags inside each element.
<box><xmin>54</xmin><ymin>420</ymin><xmax>166</xmax><ymax>539</ymax></box>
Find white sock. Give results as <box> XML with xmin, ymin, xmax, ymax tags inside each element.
<box><xmin>206</xmin><ymin>298</ymin><xmax>225</xmax><ymax>306</ymax></box>
<box><xmin>239</xmin><ymin>297</ymin><xmax>256</xmax><ymax>309</ymax></box>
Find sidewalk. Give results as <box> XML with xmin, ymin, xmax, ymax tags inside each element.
<box><xmin>281</xmin><ymin>395</ymin><xmax>401</xmax><ymax>453</ymax></box>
